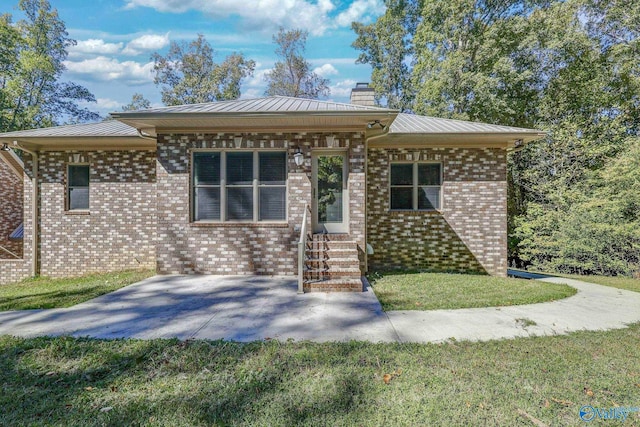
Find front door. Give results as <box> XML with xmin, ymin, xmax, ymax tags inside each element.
<box><xmin>312</xmin><ymin>151</ymin><xmax>349</xmax><ymax>233</ymax></box>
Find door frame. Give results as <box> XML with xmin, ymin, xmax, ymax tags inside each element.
<box><xmin>311</xmin><ymin>150</ymin><xmax>349</xmax><ymax>233</ymax></box>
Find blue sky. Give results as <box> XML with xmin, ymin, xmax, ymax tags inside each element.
<box><xmin>3</xmin><ymin>0</ymin><xmax>386</xmax><ymax>116</ymax></box>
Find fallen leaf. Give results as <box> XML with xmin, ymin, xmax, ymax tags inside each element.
<box><xmin>382</xmin><ymin>374</ymin><xmax>392</xmax><ymax>384</ymax></box>
<box><xmin>110</xmin><ymin>386</ymin><xmax>118</xmax><ymax>392</ymax></box>
<box><xmin>551</xmin><ymin>397</ymin><xmax>573</xmax><ymax>406</ymax></box>
<box><xmin>395</xmin><ymin>368</ymin><xmax>403</xmax><ymax>376</ymax></box>
<box><xmin>65</xmin><ymin>404</ymin><xmax>72</xmax><ymax>409</ymax></box>
<box><xmin>517</xmin><ymin>409</ymin><xmax>549</xmax><ymax>427</ymax></box>
<box><xmin>544</xmin><ymin>399</ymin><xmax>550</xmax><ymax>408</ymax></box>
<box><xmin>584</xmin><ymin>387</ymin><xmax>594</xmax><ymax>397</ymax></box>
<box><xmin>100</xmin><ymin>407</ymin><xmax>113</xmax><ymax>413</ymax></box>
<box><xmin>45</xmin><ymin>371</ymin><xmax>56</xmax><ymax>376</ymax></box>
<box><xmin>84</xmin><ymin>387</ymin><xmax>94</xmax><ymax>391</ymax></box>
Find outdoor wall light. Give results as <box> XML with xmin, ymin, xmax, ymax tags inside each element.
<box><xmin>293</xmin><ymin>147</ymin><xmax>304</xmax><ymax>166</ymax></box>
<box><xmin>1</xmin><ymin>143</ymin><xmax>10</xmax><ymax>151</ymax></box>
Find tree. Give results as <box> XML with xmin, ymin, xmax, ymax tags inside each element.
<box><xmin>352</xmin><ymin>0</ymin><xmax>417</xmax><ymax>110</ymax></box>
<box><xmin>121</xmin><ymin>93</ymin><xmax>151</xmax><ymax>111</ymax></box>
<box><xmin>151</xmin><ymin>34</ymin><xmax>255</xmax><ymax>106</ymax></box>
<box><xmin>0</xmin><ymin>0</ymin><xmax>99</xmax><ymax>131</ymax></box>
<box><xmin>264</xmin><ymin>28</ymin><xmax>329</xmax><ymax>98</ymax></box>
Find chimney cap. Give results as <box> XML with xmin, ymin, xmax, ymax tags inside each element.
<box><xmin>352</xmin><ymin>82</ymin><xmax>373</xmax><ymax>92</ymax></box>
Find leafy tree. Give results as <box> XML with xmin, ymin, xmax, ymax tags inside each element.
<box><xmin>352</xmin><ymin>0</ymin><xmax>417</xmax><ymax>110</ymax></box>
<box><xmin>264</xmin><ymin>28</ymin><xmax>330</xmax><ymax>98</ymax></box>
<box><xmin>0</xmin><ymin>0</ymin><xmax>99</xmax><ymax>131</ymax></box>
<box><xmin>121</xmin><ymin>93</ymin><xmax>151</xmax><ymax>111</ymax></box>
<box><xmin>151</xmin><ymin>34</ymin><xmax>255</xmax><ymax>106</ymax></box>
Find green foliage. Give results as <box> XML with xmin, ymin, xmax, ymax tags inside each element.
<box><xmin>353</xmin><ymin>0</ymin><xmax>640</xmax><ymax>277</ymax></box>
<box><xmin>151</xmin><ymin>34</ymin><xmax>255</xmax><ymax>106</ymax></box>
<box><xmin>0</xmin><ymin>0</ymin><xmax>99</xmax><ymax>131</ymax></box>
<box><xmin>121</xmin><ymin>93</ymin><xmax>151</xmax><ymax>111</ymax></box>
<box><xmin>352</xmin><ymin>0</ymin><xmax>417</xmax><ymax>110</ymax></box>
<box><xmin>264</xmin><ymin>28</ymin><xmax>330</xmax><ymax>99</ymax></box>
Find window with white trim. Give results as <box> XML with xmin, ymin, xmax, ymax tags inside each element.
<box><xmin>192</xmin><ymin>151</ymin><xmax>287</xmax><ymax>222</ymax></box>
<box><xmin>67</xmin><ymin>164</ymin><xmax>89</xmax><ymax>210</ymax></box>
<box><xmin>390</xmin><ymin>162</ymin><xmax>441</xmax><ymax>210</ymax></box>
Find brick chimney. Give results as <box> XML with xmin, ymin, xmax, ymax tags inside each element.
<box><xmin>350</xmin><ymin>82</ymin><xmax>375</xmax><ymax>107</ymax></box>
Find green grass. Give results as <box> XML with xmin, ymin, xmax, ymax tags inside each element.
<box><xmin>1</xmin><ymin>326</ymin><xmax>639</xmax><ymax>426</ymax></box>
<box><xmin>0</xmin><ymin>270</ymin><xmax>155</xmax><ymax>311</ymax></box>
<box><xmin>369</xmin><ymin>271</ymin><xmax>576</xmax><ymax>311</ymax></box>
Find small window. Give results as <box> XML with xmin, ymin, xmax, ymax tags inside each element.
<box><xmin>68</xmin><ymin>165</ymin><xmax>89</xmax><ymax>210</ymax></box>
<box><xmin>192</xmin><ymin>151</ymin><xmax>287</xmax><ymax>222</ymax></box>
<box><xmin>390</xmin><ymin>162</ymin><xmax>441</xmax><ymax>211</ymax></box>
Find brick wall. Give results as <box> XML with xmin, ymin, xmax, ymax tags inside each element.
<box><xmin>0</xmin><ymin>154</ymin><xmax>33</xmax><ymax>285</ymax></box>
<box><xmin>38</xmin><ymin>150</ymin><xmax>157</xmax><ymax>277</ymax></box>
<box><xmin>366</xmin><ymin>147</ymin><xmax>507</xmax><ymax>276</ymax></box>
<box><xmin>0</xmin><ymin>157</ymin><xmax>23</xmax><ymax>259</ymax></box>
<box><xmin>156</xmin><ymin>132</ymin><xmax>365</xmax><ymax>275</ymax></box>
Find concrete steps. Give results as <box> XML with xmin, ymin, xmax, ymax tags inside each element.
<box><xmin>303</xmin><ymin>234</ymin><xmax>363</xmax><ymax>292</ymax></box>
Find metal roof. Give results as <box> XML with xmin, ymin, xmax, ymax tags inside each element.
<box><xmin>0</xmin><ymin>119</ymin><xmax>138</xmax><ymax>138</ymax></box>
<box><xmin>390</xmin><ymin>113</ymin><xmax>541</xmax><ymax>135</ymax></box>
<box><xmin>115</xmin><ymin>96</ymin><xmax>392</xmax><ymax>115</ymax></box>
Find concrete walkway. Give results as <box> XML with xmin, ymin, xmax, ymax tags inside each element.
<box><xmin>386</xmin><ymin>272</ymin><xmax>640</xmax><ymax>342</ymax></box>
<box><xmin>0</xmin><ymin>272</ymin><xmax>638</xmax><ymax>343</ymax></box>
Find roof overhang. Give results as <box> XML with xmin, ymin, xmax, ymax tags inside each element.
<box><xmin>110</xmin><ymin>111</ymin><xmax>399</xmax><ymax>135</ymax></box>
<box><xmin>368</xmin><ymin>131</ymin><xmax>546</xmax><ymax>149</ymax></box>
<box><xmin>0</xmin><ymin>136</ymin><xmax>156</xmax><ymax>152</ymax></box>
<box><xmin>0</xmin><ymin>148</ymin><xmax>24</xmax><ymax>178</ymax></box>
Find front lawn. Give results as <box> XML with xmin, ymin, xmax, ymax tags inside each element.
<box><xmin>369</xmin><ymin>271</ymin><xmax>576</xmax><ymax>311</ymax></box>
<box><xmin>1</xmin><ymin>325</ymin><xmax>639</xmax><ymax>426</ymax></box>
<box><xmin>0</xmin><ymin>270</ymin><xmax>155</xmax><ymax>311</ymax></box>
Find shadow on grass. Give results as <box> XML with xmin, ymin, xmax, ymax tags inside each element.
<box><xmin>0</xmin><ymin>286</ymin><xmax>108</xmax><ymax>310</ymax></box>
<box><xmin>0</xmin><ymin>337</ymin><xmax>381</xmax><ymax>426</ymax></box>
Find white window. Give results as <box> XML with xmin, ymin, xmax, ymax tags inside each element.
<box><xmin>192</xmin><ymin>151</ymin><xmax>287</xmax><ymax>222</ymax></box>
<box><xmin>390</xmin><ymin>162</ymin><xmax>441</xmax><ymax>210</ymax></box>
<box><xmin>67</xmin><ymin>164</ymin><xmax>89</xmax><ymax>210</ymax></box>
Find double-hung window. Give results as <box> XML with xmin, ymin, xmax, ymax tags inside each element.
<box><xmin>390</xmin><ymin>162</ymin><xmax>442</xmax><ymax>210</ymax></box>
<box><xmin>67</xmin><ymin>164</ymin><xmax>90</xmax><ymax>210</ymax></box>
<box><xmin>192</xmin><ymin>151</ymin><xmax>287</xmax><ymax>222</ymax></box>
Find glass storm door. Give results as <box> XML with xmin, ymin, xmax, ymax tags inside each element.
<box><xmin>312</xmin><ymin>151</ymin><xmax>348</xmax><ymax>233</ymax></box>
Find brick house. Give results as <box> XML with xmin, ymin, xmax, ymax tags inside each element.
<box><xmin>0</xmin><ymin>85</ymin><xmax>544</xmax><ymax>290</ymax></box>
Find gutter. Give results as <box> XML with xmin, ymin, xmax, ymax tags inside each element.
<box><xmin>12</xmin><ymin>141</ymin><xmax>39</xmax><ymax>278</ymax></box>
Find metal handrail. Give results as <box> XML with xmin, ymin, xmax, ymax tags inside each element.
<box><xmin>0</xmin><ymin>244</ymin><xmax>20</xmax><ymax>259</ymax></box>
<box><xmin>297</xmin><ymin>204</ymin><xmax>311</xmax><ymax>294</ymax></box>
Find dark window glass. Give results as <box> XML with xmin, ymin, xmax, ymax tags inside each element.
<box><xmin>390</xmin><ymin>164</ymin><xmax>413</xmax><ymax>185</ymax></box>
<box><xmin>195</xmin><ymin>187</ymin><xmax>220</xmax><ymax>220</ymax></box>
<box><xmin>418</xmin><ymin>163</ymin><xmax>441</xmax><ymax>186</ymax></box>
<box><xmin>227</xmin><ymin>187</ymin><xmax>253</xmax><ymax>220</ymax></box>
<box><xmin>391</xmin><ymin>187</ymin><xmax>413</xmax><ymax>209</ymax></box>
<box><xmin>418</xmin><ymin>186</ymin><xmax>440</xmax><ymax>210</ymax></box>
<box><xmin>259</xmin><ymin>187</ymin><xmax>286</xmax><ymax>220</ymax></box>
<box><xmin>193</xmin><ymin>152</ymin><xmax>220</xmax><ymax>185</ymax></box>
<box><xmin>259</xmin><ymin>152</ymin><xmax>286</xmax><ymax>184</ymax></box>
<box><xmin>227</xmin><ymin>152</ymin><xmax>253</xmax><ymax>185</ymax></box>
<box><xmin>68</xmin><ymin>165</ymin><xmax>89</xmax><ymax>210</ymax></box>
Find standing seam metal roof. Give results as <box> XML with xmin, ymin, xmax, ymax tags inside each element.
<box><xmin>0</xmin><ymin>120</ymin><xmax>138</xmax><ymax>138</ymax></box>
<box><xmin>117</xmin><ymin>96</ymin><xmax>394</xmax><ymax>114</ymax></box>
<box><xmin>390</xmin><ymin>113</ymin><xmax>542</xmax><ymax>134</ymax></box>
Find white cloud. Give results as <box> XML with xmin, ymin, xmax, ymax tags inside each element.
<box><xmin>313</xmin><ymin>63</ymin><xmax>338</xmax><ymax>77</ymax></box>
<box><xmin>329</xmin><ymin>79</ymin><xmax>358</xmax><ymax>98</ymax></box>
<box><xmin>63</xmin><ymin>56</ymin><xmax>155</xmax><ymax>85</ymax></box>
<box><xmin>69</xmin><ymin>39</ymin><xmax>123</xmax><ymax>57</ymax></box>
<box><xmin>122</xmin><ymin>33</ymin><xmax>170</xmax><ymax>55</ymax></box>
<box><xmin>123</xmin><ymin>0</ymin><xmax>380</xmax><ymax>35</ymax></box>
<box><xmin>335</xmin><ymin>0</ymin><xmax>385</xmax><ymax>27</ymax></box>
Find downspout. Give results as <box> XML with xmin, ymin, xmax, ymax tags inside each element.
<box><xmin>13</xmin><ymin>141</ymin><xmax>39</xmax><ymax>278</ymax></box>
<box><xmin>363</xmin><ymin>122</ymin><xmax>393</xmax><ymax>274</ymax></box>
